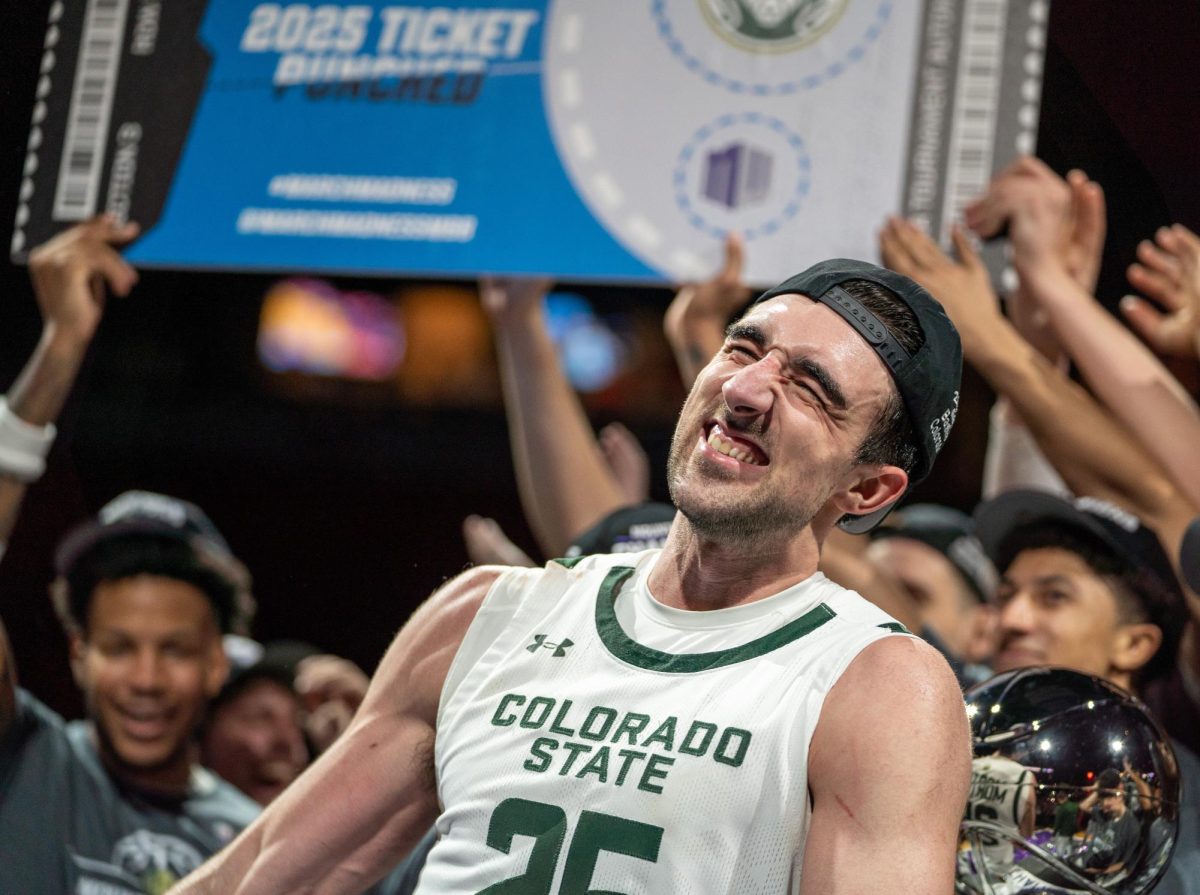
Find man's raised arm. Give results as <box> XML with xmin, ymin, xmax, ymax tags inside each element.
<box><xmin>170</xmin><ymin>565</ymin><xmax>504</xmax><ymax>895</ymax></box>
<box><xmin>879</xmin><ymin>218</ymin><xmax>1195</xmax><ymax>556</ymax></box>
<box><xmin>481</xmin><ymin>278</ymin><xmax>627</xmax><ymax>557</ymax></box>
<box><xmin>0</xmin><ymin>215</ymin><xmax>139</xmax><ymax>554</ymax></box>
<box><xmin>802</xmin><ymin>636</ymin><xmax>971</xmax><ymax>894</ymax></box>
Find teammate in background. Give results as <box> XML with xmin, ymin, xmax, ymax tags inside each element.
<box><xmin>1079</xmin><ymin>769</ymin><xmax>1140</xmax><ymax>882</ymax></box>
<box><xmin>0</xmin><ymin>490</ymin><xmax>260</xmax><ymax>894</ymax></box>
<box><xmin>0</xmin><ymin>218</ymin><xmax>257</xmax><ymax>894</ymax></box>
<box><xmin>172</xmin><ymin>260</ymin><xmax>971</xmax><ymax>894</ymax></box>
<box><xmin>963</xmin><ymin>753</ymin><xmax>1037</xmax><ymax>883</ymax></box>
<box><xmin>863</xmin><ymin>504</ymin><xmax>998</xmax><ymax>686</ymax></box>
<box><xmin>883</xmin><ymin>161</ymin><xmax>1200</xmax><ymax>765</ymax></box>
<box><xmin>199</xmin><ymin>654</ymin><xmax>310</xmax><ymax>807</ymax></box>
<box><xmin>970</xmin><ymin>489</ymin><xmax>1199</xmax><ymax>894</ymax></box>
<box><xmin>966</xmin><ymin>158</ymin><xmax>1200</xmax><ymax>766</ymax></box>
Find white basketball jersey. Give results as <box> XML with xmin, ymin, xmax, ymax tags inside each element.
<box><xmin>416</xmin><ymin>549</ymin><xmax>912</xmax><ymax>895</ymax></box>
<box><xmin>964</xmin><ymin>755</ymin><xmax>1037</xmax><ymax>874</ymax></box>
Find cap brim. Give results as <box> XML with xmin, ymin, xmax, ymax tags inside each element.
<box><xmin>837</xmin><ymin>500</ymin><xmax>900</xmax><ymax>535</ymax></box>
<box><xmin>974</xmin><ymin>490</ymin><xmax>1126</xmax><ymax>566</ymax></box>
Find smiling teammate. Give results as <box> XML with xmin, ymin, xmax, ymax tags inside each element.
<box><xmin>172</xmin><ymin>260</ymin><xmax>971</xmax><ymax>895</ymax></box>
<box><xmin>0</xmin><ymin>491</ymin><xmax>258</xmax><ymax>894</ymax></box>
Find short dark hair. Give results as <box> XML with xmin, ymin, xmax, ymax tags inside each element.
<box><xmin>51</xmin><ymin>534</ymin><xmax>250</xmax><ymax>636</ymax></box>
<box><xmin>841</xmin><ymin>278</ymin><xmax>923</xmax><ymax>476</ymax></box>
<box><xmin>1096</xmin><ymin>768</ymin><xmax>1122</xmax><ymax>792</ymax></box>
<box><xmin>996</xmin><ymin>522</ymin><xmax>1184</xmax><ymax>682</ymax></box>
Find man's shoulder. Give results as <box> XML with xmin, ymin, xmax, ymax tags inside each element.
<box><xmin>814</xmin><ymin>573</ymin><xmax>916</xmax><ymax>635</ymax></box>
<box><xmin>816</xmin><ymin>632</ymin><xmax>967</xmax><ymax>753</ymax></box>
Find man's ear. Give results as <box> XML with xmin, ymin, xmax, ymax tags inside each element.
<box><xmin>831</xmin><ymin>465</ymin><xmax>908</xmax><ymax>519</ymax></box>
<box><xmin>1111</xmin><ymin>623</ymin><xmax>1163</xmax><ymax>676</ymax></box>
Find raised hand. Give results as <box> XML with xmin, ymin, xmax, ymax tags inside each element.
<box><xmin>599</xmin><ymin>422</ymin><xmax>650</xmax><ymax>505</ymax></box>
<box><xmin>462</xmin><ymin>514</ymin><xmax>535</xmax><ymax>567</ymax></box>
<box><xmin>964</xmin><ymin>157</ymin><xmax>1106</xmax><ymax>290</ymax></box>
<box><xmin>294</xmin><ymin>654</ymin><xmax>370</xmax><ymax>754</ymax></box>
<box><xmin>663</xmin><ymin>232</ymin><xmax>753</xmax><ymax>386</ymax></box>
<box><xmin>1121</xmin><ymin>224</ymin><xmax>1200</xmax><ymax>358</ymax></box>
<box><xmin>27</xmin><ymin>214</ymin><xmax>140</xmax><ymax>350</ymax></box>
<box><xmin>879</xmin><ymin>217</ymin><xmax>998</xmax><ymax>355</ymax></box>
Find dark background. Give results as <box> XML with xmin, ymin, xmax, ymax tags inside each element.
<box><xmin>1</xmin><ymin>0</ymin><xmax>1198</xmax><ymax>717</ymax></box>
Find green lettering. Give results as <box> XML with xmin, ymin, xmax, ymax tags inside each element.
<box><xmin>678</xmin><ymin>721</ymin><xmax>717</xmax><ymax>757</ymax></box>
<box><xmin>714</xmin><ymin>727</ymin><xmax>752</xmax><ymax>767</ymax></box>
<box><xmin>609</xmin><ymin>712</ymin><xmax>650</xmax><ymax>745</ymax></box>
<box><xmin>491</xmin><ymin>693</ymin><xmax>525</xmax><ymax>727</ymax></box>
<box><xmin>578</xmin><ymin>707</ymin><xmax>617</xmax><ymax>742</ymax></box>
<box><xmin>614</xmin><ymin>749</ymin><xmax>647</xmax><ymax>786</ymax></box>
<box><xmin>524</xmin><ymin>737</ymin><xmax>559</xmax><ymax>773</ymax></box>
<box><xmin>574</xmin><ymin>745</ymin><xmax>610</xmax><ymax>782</ymax></box>
<box><xmin>559</xmin><ymin>741</ymin><xmax>592</xmax><ymax>776</ymax></box>
<box><xmin>638</xmin><ymin>754</ymin><xmax>675</xmax><ymax>794</ymax></box>
<box><xmin>548</xmin><ymin>699</ymin><xmax>577</xmax><ymax>736</ymax></box>
<box><xmin>642</xmin><ymin>717</ymin><xmax>677</xmax><ymax>751</ymax></box>
<box><xmin>520</xmin><ymin>696</ymin><xmax>555</xmax><ymax>730</ymax></box>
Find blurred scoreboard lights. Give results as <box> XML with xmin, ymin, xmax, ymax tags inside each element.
<box><xmin>544</xmin><ymin>292</ymin><xmax>628</xmax><ymax>394</ymax></box>
<box><xmin>258</xmin><ymin>278</ymin><xmax>405</xmax><ymax>381</ymax></box>
<box><xmin>258</xmin><ymin>280</ymin><xmax>632</xmax><ymax>399</ymax></box>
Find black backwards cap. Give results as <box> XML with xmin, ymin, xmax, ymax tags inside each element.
<box><xmin>54</xmin><ymin>490</ymin><xmax>253</xmax><ymax>634</ymax></box>
<box><xmin>974</xmin><ymin>490</ymin><xmax>1185</xmax><ymax>630</ymax></box>
<box><xmin>753</xmin><ymin>259</ymin><xmax>963</xmax><ymax>533</ymax></box>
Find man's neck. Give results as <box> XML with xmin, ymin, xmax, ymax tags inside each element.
<box><xmin>648</xmin><ymin>514</ymin><xmax>824</xmax><ymax>610</ymax></box>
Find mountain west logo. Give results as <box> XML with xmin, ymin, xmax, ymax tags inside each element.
<box><xmin>527</xmin><ymin>634</ymin><xmax>574</xmax><ymax>657</ymax></box>
<box><xmin>699</xmin><ymin>0</ymin><xmax>848</xmax><ymax>52</ymax></box>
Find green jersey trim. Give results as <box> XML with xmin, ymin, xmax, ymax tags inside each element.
<box><xmin>877</xmin><ymin>622</ymin><xmax>910</xmax><ymax>634</ymax></box>
<box><xmin>551</xmin><ymin>556</ymin><xmax>587</xmax><ymax>569</ymax></box>
<box><xmin>594</xmin><ymin>566</ymin><xmax>837</xmax><ymax>673</ymax></box>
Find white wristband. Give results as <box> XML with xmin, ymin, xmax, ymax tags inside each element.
<box><xmin>0</xmin><ymin>398</ymin><xmax>57</xmax><ymax>483</ymax></box>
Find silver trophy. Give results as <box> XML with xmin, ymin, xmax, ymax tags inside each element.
<box><xmin>958</xmin><ymin>668</ymin><xmax>1179</xmax><ymax>895</ymax></box>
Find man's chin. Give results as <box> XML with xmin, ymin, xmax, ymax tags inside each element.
<box><xmin>99</xmin><ymin>724</ymin><xmax>189</xmax><ymax>775</ymax></box>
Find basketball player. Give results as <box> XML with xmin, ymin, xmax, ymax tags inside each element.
<box><xmin>171</xmin><ymin>261</ymin><xmax>971</xmax><ymax>894</ymax></box>
<box><xmin>960</xmin><ymin>753</ymin><xmax>1037</xmax><ymax>888</ymax></box>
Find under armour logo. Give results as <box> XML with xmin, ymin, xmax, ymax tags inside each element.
<box><xmin>527</xmin><ymin>634</ymin><xmax>574</xmax><ymax>657</ymax></box>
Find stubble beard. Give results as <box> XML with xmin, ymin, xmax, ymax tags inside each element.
<box><xmin>666</xmin><ymin>409</ymin><xmax>826</xmax><ymax>546</ymax></box>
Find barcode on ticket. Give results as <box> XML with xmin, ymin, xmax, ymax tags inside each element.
<box><xmin>52</xmin><ymin>0</ymin><xmax>129</xmax><ymax>220</ymax></box>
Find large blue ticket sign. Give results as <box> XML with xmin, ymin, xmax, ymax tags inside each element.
<box><xmin>13</xmin><ymin>0</ymin><xmax>1048</xmax><ymax>283</ymax></box>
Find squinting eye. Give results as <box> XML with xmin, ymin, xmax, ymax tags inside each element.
<box><xmin>790</xmin><ymin>379</ymin><xmax>824</xmax><ymax>404</ymax></box>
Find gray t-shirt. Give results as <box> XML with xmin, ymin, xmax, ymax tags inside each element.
<box><xmin>0</xmin><ymin>689</ymin><xmax>259</xmax><ymax>894</ymax></box>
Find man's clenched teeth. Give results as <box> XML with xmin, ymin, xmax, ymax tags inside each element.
<box><xmin>707</xmin><ymin>424</ymin><xmax>763</xmax><ymax>465</ymax></box>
